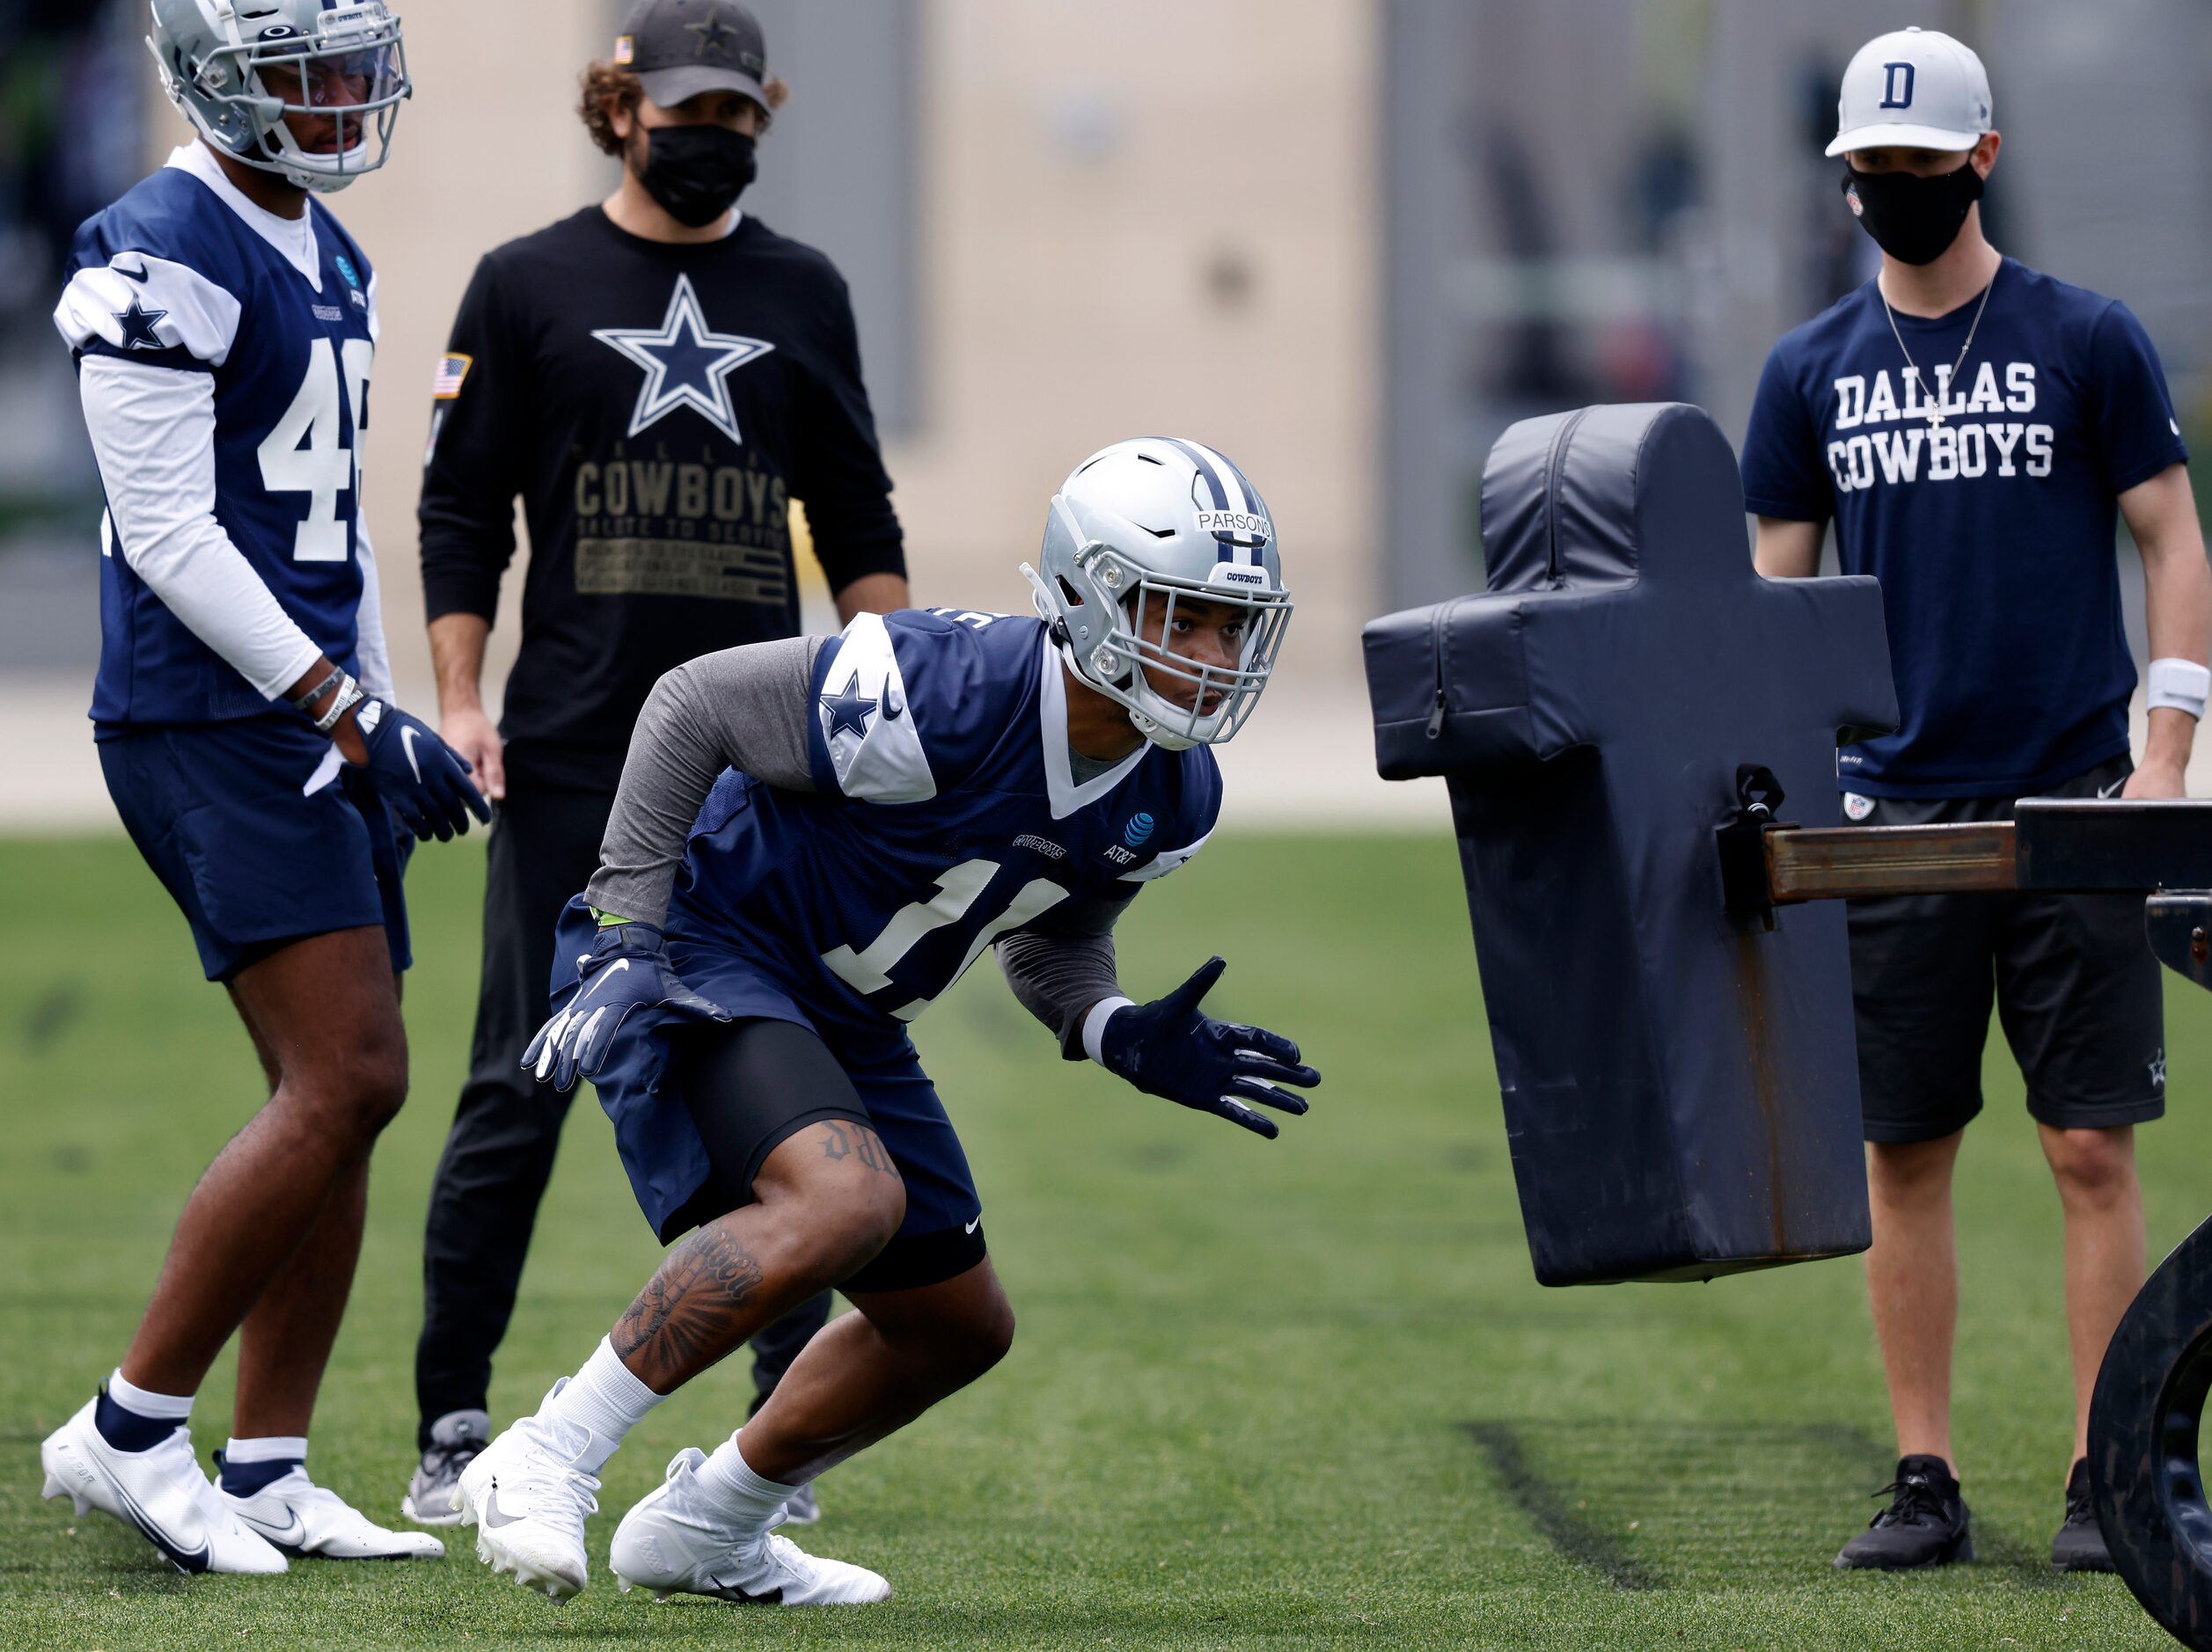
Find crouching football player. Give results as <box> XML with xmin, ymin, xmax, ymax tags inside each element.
<box><xmin>39</xmin><ymin>0</ymin><xmax>483</xmax><ymax>1575</ymax></box>
<box><xmin>454</xmin><ymin>437</ymin><xmax>1318</xmax><ymax>1603</ymax></box>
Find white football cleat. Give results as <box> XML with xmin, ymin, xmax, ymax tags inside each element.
<box><xmin>610</xmin><ymin>1447</ymin><xmax>890</xmax><ymax>1606</ymax></box>
<box><xmin>218</xmin><ymin>1466</ymin><xmax>445</xmax><ymax>1560</ymax></box>
<box><xmin>453</xmin><ymin>1403</ymin><xmax>600</xmax><ymax>1601</ymax></box>
<box><xmin>40</xmin><ymin>1397</ymin><xmax>287</xmax><ymax>1575</ymax></box>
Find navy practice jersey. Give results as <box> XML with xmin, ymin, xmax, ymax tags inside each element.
<box><xmin>665</xmin><ymin>608</ymin><xmax>1221</xmax><ymax>1055</ymax></box>
<box><xmin>59</xmin><ymin>154</ymin><xmax>378</xmax><ymax>727</ymax></box>
<box><xmin>1742</xmin><ymin>259</ymin><xmax>2187</xmax><ymax>798</ymax></box>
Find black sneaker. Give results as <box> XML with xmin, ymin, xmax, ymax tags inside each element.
<box><xmin>1834</xmin><ymin>1453</ymin><xmax>1975</xmax><ymax>1569</ymax></box>
<box><xmin>2051</xmin><ymin>1458</ymin><xmax>2114</xmax><ymax>1573</ymax></box>
<box><xmin>399</xmin><ymin>1407</ymin><xmax>488</xmax><ymax>1528</ymax></box>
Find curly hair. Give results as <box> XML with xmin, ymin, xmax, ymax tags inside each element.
<box><xmin>578</xmin><ymin>61</ymin><xmax>789</xmax><ymax>157</ymax></box>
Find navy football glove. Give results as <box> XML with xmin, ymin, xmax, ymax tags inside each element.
<box><xmin>355</xmin><ymin>698</ymin><xmax>490</xmax><ymax>843</ymax></box>
<box><xmin>1097</xmin><ymin>956</ymin><xmax>1320</xmax><ymax>1139</ymax></box>
<box><xmin>522</xmin><ymin>922</ymin><xmax>730</xmax><ymax>1093</ymax></box>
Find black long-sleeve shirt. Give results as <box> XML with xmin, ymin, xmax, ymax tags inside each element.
<box><xmin>418</xmin><ymin>207</ymin><xmax>905</xmax><ymax>791</ymax></box>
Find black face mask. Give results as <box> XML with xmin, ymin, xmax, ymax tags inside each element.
<box><xmin>637</xmin><ymin>125</ymin><xmax>758</xmax><ymax>227</ymax></box>
<box><xmin>1841</xmin><ymin>161</ymin><xmax>1984</xmax><ymax>266</ymax></box>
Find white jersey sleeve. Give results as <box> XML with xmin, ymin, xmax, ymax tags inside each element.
<box><xmin>54</xmin><ymin>252</ymin><xmax>243</xmax><ymax>366</ymax></box>
<box><xmin>77</xmin><ymin>355</ymin><xmax>322</xmax><ymax>700</ymax></box>
<box><xmin>812</xmin><ymin>610</ymin><xmax>936</xmax><ymax>803</ymax></box>
<box><xmin>352</xmin><ymin>511</ymin><xmax>393</xmax><ymax>701</ymax></box>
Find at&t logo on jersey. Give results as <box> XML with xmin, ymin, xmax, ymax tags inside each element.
<box><xmin>1102</xmin><ymin>814</ymin><xmax>1156</xmax><ymax>866</ymax></box>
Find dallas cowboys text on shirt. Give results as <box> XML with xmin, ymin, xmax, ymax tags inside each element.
<box><xmin>1822</xmin><ymin>360</ymin><xmax>2053</xmax><ymax>493</ymax></box>
<box><xmin>572</xmin><ymin>443</ymin><xmax>793</xmax><ymax>603</ymax></box>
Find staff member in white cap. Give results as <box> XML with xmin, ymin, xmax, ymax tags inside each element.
<box><xmin>1743</xmin><ymin>26</ymin><xmax>2210</xmax><ymax>1573</ymax></box>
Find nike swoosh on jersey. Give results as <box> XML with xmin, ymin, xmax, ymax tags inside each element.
<box><xmin>401</xmin><ymin>724</ymin><xmax>425</xmax><ymax>783</ymax></box>
<box><xmin>114</xmin><ymin>259</ymin><xmax>150</xmax><ymax>283</ymax></box>
<box><xmin>964</xmin><ymin>1217</ymin><xmax>981</xmax><ymax>1235</ymax></box>
<box><xmin>883</xmin><ymin>688</ymin><xmax>905</xmax><ymax>721</ymax></box>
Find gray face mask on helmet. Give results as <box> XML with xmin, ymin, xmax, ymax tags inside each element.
<box><xmin>149</xmin><ymin>0</ymin><xmax>411</xmax><ymax>194</ymax></box>
<box><xmin>1021</xmin><ymin>438</ymin><xmax>1294</xmax><ymax>751</ymax></box>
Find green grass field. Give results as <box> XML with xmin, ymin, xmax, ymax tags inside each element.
<box><xmin>0</xmin><ymin>830</ymin><xmax>2202</xmax><ymax>1649</ymax></box>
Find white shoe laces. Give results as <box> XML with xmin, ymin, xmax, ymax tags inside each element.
<box><xmin>507</xmin><ymin>1422</ymin><xmax>601</xmax><ymax>1542</ymax></box>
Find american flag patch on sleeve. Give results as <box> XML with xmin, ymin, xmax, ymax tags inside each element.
<box><xmin>431</xmin><ymin>353</ymin><xmax>472</xmax><ymax>400</ymax></box>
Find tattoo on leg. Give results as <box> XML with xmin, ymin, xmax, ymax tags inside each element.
<box><xmin>613</xmin><ymin>1223</ymin><xmax>766</xmax><ymax>1378</ymax></box>
<box><xmin>817</xmin><ymin>1121</ymin><xmax>897</xmax><ymax>1176</ymax></box>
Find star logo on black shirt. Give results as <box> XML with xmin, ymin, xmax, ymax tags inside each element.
<box><xmin>590</xmin><ymin>273</ymin><xmax>775</xmax><ymax>445</ymax></box>
<box><xmin>686</xmin><ymin>12</ymin><xmax>737</xmax><ymax>57</ymax></box>
<box><xmin>114</xmin><ymin>297</ymin><xmax>168</xmax><ymax>351</ymax></box>
<box><xmin>819</xmin><ymin>670</ymin><xmax>879</xmax><ymax>741</ymax></box>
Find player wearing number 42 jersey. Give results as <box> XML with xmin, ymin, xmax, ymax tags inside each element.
<box><xmin>40</xmin><ymin>0</ymin><xmax>482</xmax><ymax>1579</ymax></box>
<box><xmin>452</xmin><ymin>438</ymin><xmax>1320</xmax><ymax>1606</ymax></box>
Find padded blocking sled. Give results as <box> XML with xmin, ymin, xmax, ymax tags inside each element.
<box><xmin>1363</xmin><ymin>403</ymin><xmax>1899</xmax><ymax>1285</ymax></box>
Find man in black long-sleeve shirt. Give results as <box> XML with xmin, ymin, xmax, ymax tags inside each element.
<box><xmin>401</xmin><ymin>0</ymin><xmax>907</xmax><ymax>1527</ymax></box>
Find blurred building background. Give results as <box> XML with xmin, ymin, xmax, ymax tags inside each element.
<box><xmin>4</xmin><ymin>0</ymin><xmax>2208</xmax><ymax>826</ymax></box>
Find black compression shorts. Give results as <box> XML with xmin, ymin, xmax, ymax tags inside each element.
<box><xmin>663</xmin><ymin>1018</ymin><xmax>986</xmax><ymax>1292</ymax></box>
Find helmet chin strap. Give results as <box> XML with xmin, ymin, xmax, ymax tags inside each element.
<box><xmin>1127</xmin><ymin>704</ymin><xmax>1198</xmax><ymax>752</ymax></box>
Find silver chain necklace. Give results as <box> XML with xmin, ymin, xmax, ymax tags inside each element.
<box><xmin>1879</xmin><ymin>263</ymin><xmax>1997</xmax><ymax>428</ymax></box>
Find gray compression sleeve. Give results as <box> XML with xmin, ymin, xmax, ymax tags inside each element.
<box><xmin>583</xmin><ymin>635</ymin><xmax>824</xmax><ymax>928</ymax></box>
<box><xmin>995</xmin><ymin>889</ymin><xmax>1139</xmax><ymax>1060</ymax></box>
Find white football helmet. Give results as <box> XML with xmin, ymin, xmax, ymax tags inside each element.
<box><xmin>1022</xmin><ymin>437</ymin><xmax>1293</xmax><ymax>750</ymax></box>
<box><xmin>149</xmin><ymin>0</ymin><xmax>410</xmax><ymax>194</ymax></box>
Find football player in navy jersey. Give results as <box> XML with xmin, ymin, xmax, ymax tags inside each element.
<box><xmin>38</xmin><ymin>0</ymin><xmax>484</xmax><ymax>1575</ymax></box>
<box><xmin>1745</xmin><ymin>29</ymin><xmax>2211</xmax><ymax>1572</ymax></box>
<box><xmin>450</xmin><ymin>438</ymin><xmax>1318</xmax><ymax>1606</ymax></box>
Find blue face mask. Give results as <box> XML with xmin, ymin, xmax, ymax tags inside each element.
<box><xmin>1842</xmin><ymin>159</ymin><xmax>1984</xmax><ymax>266</ymax></box>
<box><xmin>639</xmin><ymin>125</ymin><xmax>757</xmax><ymax>227</ymax></box>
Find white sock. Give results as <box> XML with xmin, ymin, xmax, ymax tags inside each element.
<box><xmin>108</xmin><ymin>1369</ymin><xmax>194</xmax><ymax>1421</ymax></box>
<box><xmin>538</xmin><ymin>1338</ymin><xmax>663</xmax><ymax>1475</ymax></box>
<box><xmin>695</xmin><ymin>1429</ymin><xmax>806</xmax><ymax>1535</ymax></box>
<box><xmin>222</xmin><ymin>1436</ymin><xmax>307</xmax><ymax>1463</ymax></box>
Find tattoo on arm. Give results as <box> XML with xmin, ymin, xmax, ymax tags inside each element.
<box><xmin>817</xmin><ymin>1120</ymin><xmax>897</xmax><ymax>1177</ymax></box>
<box><xmin>612</xmin><ymin>1222</ymin><xmax>766</xmax><ymax>1386</ymax></box>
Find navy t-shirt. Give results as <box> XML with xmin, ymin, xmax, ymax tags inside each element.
<box><xmin>1741</xmin><ymin>258</ymin><xmax>2187</xmax><ymax>798</ymax></box>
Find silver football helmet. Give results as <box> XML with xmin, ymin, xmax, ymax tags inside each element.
<box><xmin>1022</xmin><ymin>437</ymin><xmax>1293</xmax><ymax>750</ymax></box>
<box><xmin>148</xmin><ymin>0</ymin><xmax>410</xmax><ymax>194</ymax></box>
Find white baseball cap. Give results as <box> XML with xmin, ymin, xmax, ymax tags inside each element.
<box><xmin>1826</xmin><ymin>26</ymin><xmax>1993</xmax><ymax>157</ymax></box>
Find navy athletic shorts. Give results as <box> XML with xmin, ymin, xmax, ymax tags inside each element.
<box><xmin>99</xmin><ymin>717</ymin><xmax>411</xmax><ymax>983</ymax></box>
<box><xmin>554</xmin><ymin>899</ymin><xmax>985</xmax><ymax>1288</ymax></box>
<box><xmin>1844</xmin><ymin>753</ymin><xmax>2165</xmax><ymax>1144</ymax></box>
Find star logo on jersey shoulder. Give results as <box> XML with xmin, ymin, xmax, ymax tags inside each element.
<box><xmin>819</xmin><ymin>670</ymin><xmax>879</xmax><ymax>741</ymax></box>
<box><xmin>114</xmin><ymin>297</ymin><xmax>168</xmax><ymax>351</ymax></box>
<box><xmin>591</xmin><ymin>274</ymin><xmax>774</xmax><ymax>445</ymax></box>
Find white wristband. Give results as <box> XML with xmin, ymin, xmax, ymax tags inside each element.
<box><xmin>1081</xmin><ymin>996</ymin><xmax>1136</xmax><ymax>1065</ymax></box>
<box><xmin>2148</xmin><ymin>657</ymin><xmax>2211</xmax><ymax>720</ymax></box>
